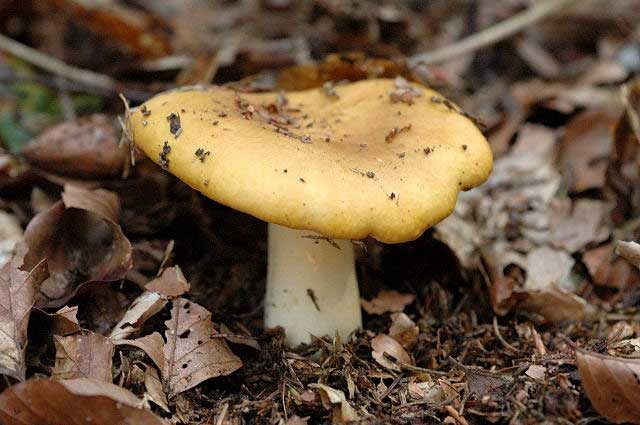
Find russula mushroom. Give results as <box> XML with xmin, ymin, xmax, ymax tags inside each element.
<box><xmin>129</xmin><ymin>78</ymin><xmax>492</xmax><ymax>345</ymax></box>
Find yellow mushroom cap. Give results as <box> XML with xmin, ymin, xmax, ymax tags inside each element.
<box><xmin>129</xmin><ymin>78</ymin><xmax>492</xmax><ymax>243</ymax></box>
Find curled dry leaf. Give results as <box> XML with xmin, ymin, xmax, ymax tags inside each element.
<box><xmin>576</xmin><ymin>349</ymin><xmax>640</xmax><ymax>424</ymax></box>
<box><xmin>110</xmin><ymin>291</ymin><xmax>167</xmax><ymax>340</ymax></box>
<box><xmin>144</xmin><ymin>365</ymin><xmax>169</xmax><ymax>413</ymax></box>
<box><xmin>583</xmin><ymin>244</ymin><xmax>639</xmax><ymax>290</ymax></box>
<box><xmin>361</xmin><ymin>290</ymin><xmax>415</xmax><ymax>315</ymax></box>
<box><xmin>0</xmin><ymin>378</ymin><xmax>167</xmax><ymax>425</ymax></box>
<box><xmin>20</xmin><ymin>114</ymin><xmax>130</xmax><ymax>179</ymax></box>
<box><xmin>388</xmin><ymin>312</ymin><xmax>418</xmax><ymax>349</ymax></box>
<box><xmin>0</xmin><ymin>245</ymin><xmax>49</xmax><ymax>381</ymax></box>
<box><xmin>558</xmin><ymin>110</ymin><xmax>618</xmax><ymax>193</ymax></box>
<box><xmin>23</xmin><ymin>185</ymin><xmax>132</xmax><ymax>308</ymax></box>
<box><xmin>117</xmin><ymin>298</ymin><xmax>242</xmax><ymax>397</ymax></box>
<box><xmin>145</xmin><ymin>266</ymin><xmax>190</xmax><ymax>298</ymax></box>
<box><xmin>616</xmin><ymin>240</ymin><xmax>640</xmax><ymax>269</ymax></box>
<box><xmin>47</xmin><ymin>305</ymin><xmax>81</xmax><ymax>336</ymax></box>
<box><xmin>308</xmin><ymin>383</ymin><xmax>359</xmax><ymax>424</ymax></box>
<box><xmin>371</xmin><ymin>333</ymin><xmax>412</xmax><ymax>371</ymax></box>
<box><xmin>53</xmin><ymin>332</ymin><xmax>114</xmax><ymax>382</ymax></box>
<box><xmin>0</xmin><ymin>210</ymin><xmax>23</xmax><ymax>269</ymax></box>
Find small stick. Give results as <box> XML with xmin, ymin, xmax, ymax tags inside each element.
<box><xmin>409</xmin><ymin>0</ymin><xmax>578</xmax><ymax>67</ymax></box>
<box><xmin>0</xmin><ymin>33</ymin><xmax>115</xmax><ymax>92</ymax></box>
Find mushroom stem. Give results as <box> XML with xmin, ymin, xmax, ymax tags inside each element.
<box><xmin>265</xmin><ymin>223</ymin><xmax>362</xmax><ymax>345</ymax></box>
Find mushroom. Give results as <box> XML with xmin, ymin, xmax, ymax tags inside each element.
<box><xmin>128</xmin><ymin>78</ymin><xmax>492</xmax><ymax>345</ymax></box>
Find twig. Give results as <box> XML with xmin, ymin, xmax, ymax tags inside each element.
<box><xmin>409</xmin><ymin>0</ymin><xmax>579</xmax><ymax>67</ymax></box>
<box><xmin>492</xmin><ymin>316</ymin><xmax>520</xmax><ymax>354</ymax></box>
<box><xmin>0</xmin><ymin>32</ymin><xmax>115</xmax><ymax>92</ymax></box>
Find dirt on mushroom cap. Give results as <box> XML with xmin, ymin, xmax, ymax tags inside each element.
<box><xmin>129</xmin><ymin>78</ymin><xmax>492</xmax><ymax>243</ymax></box>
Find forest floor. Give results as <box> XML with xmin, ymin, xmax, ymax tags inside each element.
<box><xmin>2</xmin><ymin>1</ymin><xmax>640</xmax><ymax>424</ymax></box>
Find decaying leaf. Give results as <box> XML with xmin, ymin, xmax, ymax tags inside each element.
<box><xmin>388</xmin><ymin>312</ymin><xmax>418</xmax><ymax>349</ymax></box>
<box><xmin>308</xmin><ymin>383</ymin><xmax>359</xmax><ymax>424</ymax></box>
<box><xmin>0</xmin><ymin>210</ymin><xmax>24</xmax><ymax>269</ymax></box>
<box><xmin>0</xmin><ymin>245</ymin><xmax>49</xmax><ymax>381</ymax></box>
<box><xmin>521</xmin><ymin>286</ymin><xmax>592</xmax><ymax>323</ymax></box>
<box><xmin>361</xmin><ymin>290</ymin><xmax>415</xmax><ymax>315</ymax></box>
<box><xmin>371</xmin><ymin>333</ymin><xmax>412</xmax><ymax>371</ymax></box>
<box><xmin>576</xmin><ymin>349</ymin><xmax>640</xmax><ymax>424</ymax></box>
<box><xmin>466</xmin><ymin>367</ymin><xmax>512</xmax><ymax>396</ymax></box>
<box><xmin>47</xmin><ymin>305</ymin><xmax>81</xmax><ymax>336</ymax></box>
<box><xmin>558</xmin><ymin>110</ymin><xmax>618</xmax><ymax>193</ymax></box>
<box><xmin>145</xmin><ymin>266</ymin><xmax>190</xmax><ymax>298</ymax></box>
<box><xmin>144</xmin><ymin>365</ymin><xmax>169</xmax><ymax>413</ymax></box>
<box><xmin>110</xmin><ymin>291</ymin><xmax>167</xmax><ymax>340</ymax></box>
<box><xmin>117</xmin><ymin>298</ymin><xmax>242</xmax><ymax>397</ymax></box>
<box><xmin>617</xmin><ymin>240</ymin><xmax>640</xmax><ymax>269</ymax></box>
<box><xmin>584</xmin><ymin>243</ymin><xmax>639</xmax><ymax>290</ymax></box>
<box><xmin>23</xmin><ymin>185</ymin><xmax>132</xmax><ymax>308</ymax></box>
<box><xmin>162</xmin><ymin>298</ymin><xmax>242</xmax><ymax>396</ymax></box>
<box><xmin>53</xmin><ymin>332</ymin><xmax>114</xmax><ymax>382</ymax></box>
<box><xmin>20</xmin><ymin>114</ymin><xmax>130</xmax><ymax>179</ymax></box>
<box><xmin>0</xmin><ymin>378</ymin><xmax>167</xmax><ymax>425</ymax></box>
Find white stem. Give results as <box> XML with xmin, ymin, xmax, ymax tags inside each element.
<box><xmin>265</xmin><ymin>223</ymin><xmax>362</xmax><ymax>345</ymax></box>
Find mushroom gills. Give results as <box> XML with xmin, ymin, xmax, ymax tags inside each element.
<box><xmin>265</xmin><ymin>223</ymin><xmax>362</xmax><ymax>345</ymax></box>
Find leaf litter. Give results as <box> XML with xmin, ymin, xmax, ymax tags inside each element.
<box><xmin>4</xmin><ymin>1</ymin><xmax>640</xmax><ymax>424</ymax></box>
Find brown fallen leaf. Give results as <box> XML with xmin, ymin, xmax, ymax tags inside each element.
<box><xmin>520</xmin><ymin>286</ymin><xmax>592</xmax><ymax>323</ymax></box>
<box><xmin>47</xmin><ymin>305</ymin><xmax>81</xmax><ymax>336</ymax></box>
<box><xmin>361</xmin><ymin>290</ymin><xmax>415</xmax><ymax>315</ymax></box>
<box><xmin>371</xmin><ymin>333</ymin><xmax>412</xmax><ymax>371</ymax></box>
<box><xmin>308</xmin><ymin>383</ymin><xmax>359</xmax><ymax>424</ymax></box>
<box><xmin>53</xmin><ymin>332</ymin><xmax>114</xmax><ymax>382</ymax></box>
<box><xmin>616</xmin><ymin>240</ymin><xmax>640</xmax><ymax>269</ymax></box>
<box><xmin>388</xmin><ymin>312</ymin><xmax>418</xmax><ymax>349</ymax></box>
<box><xmin>23</xmin><ymin>185</ymin><xmax>132</xmax><ymax>308</ymax></box>
<box><xmin>558</xmin><ymin>110</ymin><xmax>618</xmax><ymax>193</ymax></box>
<box><xmin>466</xmin><ymin>367</ymin><xmax>511</xmax><ymax>396</ymax></box>
<box><xmin>143</xmin><ymin>365</ymin><xmax>169</xmax><ymax>413</ymax></box>
<box><xmin>117</xmin><ymin>298</ymin><xmax>242</xmax><ymax>397</ymax></box>
<box><xmin>20</xmin><ymin>114</ymin><xmax>130</xmax><ymax>179</ymax></box>
<box><xmin>145</xmin><ymin>266</ymin><xmax>190</xmax><ymax>298</ymax></box>
<box><xmin>583</xmin><ymin>244</ymin><xmax>639</xmax><ymax>290</ymax></box>
<box><xmin>0</xmin><ymin>244</ymin><xmax>49</xmax><ymax>381</ymax></box>
<box><xmin>0</xmin><ymin>378</ymin><xmax>167</xmax><ymax>425</ymax></box>
<box><xmin>110</xmin><ymin>291</ymin><xmax>167</xmax><ymax>340</ymax></box>
<box><xmin>0</xmin><ymin>210</ymin><xmax>23</xmax><ymax>269</ymax></box>
<box><xmin>576</xmin><ymin>349</ymin><xmax>640</xmax><ymax>424</ymax></box>
<box><xmin>38</xmin><ymin>0</ymin><xmax>173</xmax><ymax>59</ymax></box>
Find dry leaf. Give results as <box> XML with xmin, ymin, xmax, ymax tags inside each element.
<box><xmin>550</xmin><ymin>199</ymin><xmax>610</xmax><ymax>253</ymax></box>
<box><xmin>361</xmin><ymin>290</ymin><xmax>415</xmax><ymax>315</ymax></box>
<box><xmin>144</xmin><ymin>365</ymin><xmax>169</xmax><ymax>412</ymax></box>
<box><xmin>53</xmin><ymin>332</ymin><xmax>114</xmax><ymax>382</ymax></box>
<box><xmin>371</xmin><ymin>333</ymin><xmax>412</xmax><ymax>371</ymax></box>
<box><xmin>521</xmin><ymin>286</ymin><xmax>592</xmax><ymax>322</ymax></box>
<box><xmin>576</xmin><ymin>349</ymin><xmax>640</xmax><ymax>424</ymax></box>
<box><xmin>388</xmin><ymin>312</ymin><xmax>418</xmax><ymax>349</ymax></box>
<box><xmin>0</xmin><ymin>245</ymin><xmax>49</xmax><ymax>381</ymax></box>
<box><xmin>117</xmin><ymin>299</ymin><xmax>242</xmax><ymax>397</ymax></box>
<box><xmin>0</xmin><ymin>378</ymin><xmax>167</xmax><ymax>425</ymax></box>
<box><xmin>525</xmin><ymin>365</ymin><xmax>546</xmax><ymax>380</ymax></box>
<box><xmin>20</xmin><ymin>114</ymin><xmax>130</xmax><ymax>179</ymax></box>
<box><xmin>0</xmin><ymin>210</ymin><xmax>23</xmax><ymax>269</ymax></box>
<box><xmin>23</xmin><ymin>185</ymin><xmax>132</xmax><ymax>308</ymax></box>
<box><xmin>163</xmin><ymin>298</ymin><xmax>242</xmax><ymax>396</ymax></box>
<box><xmin>466</xmin><ymin>368</ymin><xmax>511</xmax><ymax>396</ymax></box>
<box><xmin>145</xmin><ymin>266</ymin><xmax>190</xmax><ymax>298</ymax></box>
<box><xmin>47</xmin><ymin>305</ymin><xmax>81</xmax><ymax>336</ymax></box>
<box><xmin>583</xmin><ymin>244</ymin><xmax>638</xmax><ymax>290</ymax></box>
<box><xmin>617</xmin><ymin>240</ymin><xmax>640</xmax><ymax>269</ymax></box>
<box><xmin>558</xmin><ymin>110</ymin><xmax>618</xmax><ymax>193</ymax></box>
<box><xmin>308</xmin><ymin>383</ymin><xmax>359</xmax><ymax>424</ymax></box>
<box><xmin>110</xmin><ymin>291</ymin><xmax>167</xmax><ymax>340</ymax></box>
